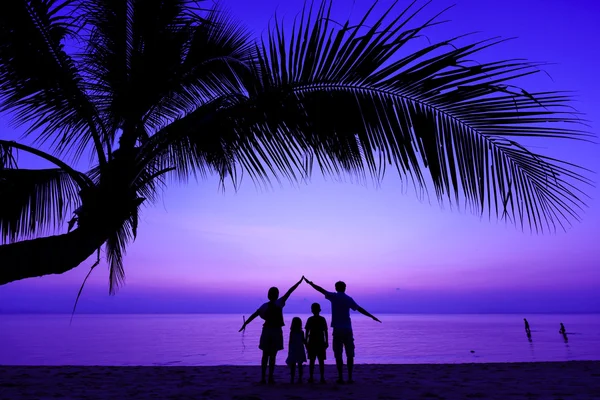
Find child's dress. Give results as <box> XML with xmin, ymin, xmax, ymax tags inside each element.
<box><xmin>286</xmin><ymin>331</ymin><xmax>307</xmax><ymax>365</ymax></box>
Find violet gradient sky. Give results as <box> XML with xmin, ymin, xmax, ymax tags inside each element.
<box><xmin>1</xmin><ymin>0</ymin><xmax>599</xmax><ymax>314</ymax></box>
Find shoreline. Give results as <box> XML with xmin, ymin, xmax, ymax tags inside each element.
<box><xmin>1</xmin><ymin>361</ymin><xmax>599</xmax><ymax>399</ymax></box>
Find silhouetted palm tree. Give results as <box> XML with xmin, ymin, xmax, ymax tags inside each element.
<box><xmin>0</xmin><ymin>0</ymin><xmax>592</xmax><ymax>291</ymax></box>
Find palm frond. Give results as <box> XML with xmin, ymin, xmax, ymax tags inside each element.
<box><xmin>0</xmin><ymin>139</ymin><xmax>94</xmax><ymax>188</ymax></box>
<box><xmin>0</xmin><ymin>140</ymin><xmax>93</xmax><ymax>243</ymax></box>
<box><xmin>104</xmin><ymin>199</ymin><xmax>143</xmax><ymax>294</ymax></box>
<box><xmin>80</xmin><ymin>0</ymin><xmax>253</xmax><ymax>150</ymax></box>
<box><xmin>0</xmin><ymin>168</ymin><xmax>82</xmax><ymax>243</ymax></box>
<box><xmin>136</xmin><ymin>95</ymin><xmax>242</xmax><ymax>189</ymax></box>
<box><xmin>85</xmin><ymin>160</ymin><xmax>144</xmax><ymax>293</ymax></box>
<box><xmin>112</xmin><ymin>0</ymin><xmax>593</xmax><ymax>234</ymax></box>
<box><xmin>0</xmin><ymin>0</ymin><xmax>107</xmax><ymax>163</ymax></box>
<box><xmin>76</xmin><ymin>0</ymin><xmax>136</xmax><ymax>146</ymax></box>
<box><xmin>235</xmin><ymin>0</ymin><xmax>593</xmax><ymax>232</ymax></box>
<box><xmin>141</xmin><ymin>5</ymin><xmax>255</xmax><ymax>132</ymax></box>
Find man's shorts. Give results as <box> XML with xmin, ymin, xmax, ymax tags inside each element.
<box><xmin>332</xmin><ymin>328</ymin><xmax>355</xmax><ymax>359</ymax></box>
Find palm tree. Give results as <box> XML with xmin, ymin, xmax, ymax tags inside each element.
<box><xmin>0</xmin><ymin>0</ymin><xmax>592</xmax><ymax>292</ymax></box>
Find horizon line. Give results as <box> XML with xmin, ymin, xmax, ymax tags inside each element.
<box><xmin>2</xmin><ymin>311</ymin><xmax>599</xmax><ymax>315</ymax></box>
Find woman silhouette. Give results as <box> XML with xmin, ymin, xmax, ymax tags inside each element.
<box><xmin>239</xmin><ymin>277</ymin><xmax>303</xmax><ymax>384</ymax></box>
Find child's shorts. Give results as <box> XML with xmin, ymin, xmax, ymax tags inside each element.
<box><xmin>307</xmin><ymin>344</ymin><xmax>327</xmax><ymax>360</ymax></box>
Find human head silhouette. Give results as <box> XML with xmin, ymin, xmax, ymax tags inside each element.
<box><xmin>267</xmin><ymin>287</ymin><xmax>279</xmax><ymax>301</ymax></box>
<box><xmin>311</xmin><ymin>302</ymin><xmax>321</xmax><ymax>315</ymax></box>
<box><xmin>335</xmin><ymin>281</ymin><xmax>346</xmax><ymax>293</ymax></box>
<box><xmin>291</xmin><ymin>317</ymin><xmax>302</xmax><ymax>331</ymax></box>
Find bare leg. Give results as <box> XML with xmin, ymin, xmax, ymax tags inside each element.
<box><xmin>290</xmin><ymin>363</ymin><xmax>296</xmax><ymax>383</ymax></box>
<box><xmin>260</xmin><ymin>352</ymin><xmax>268</xmax><ymax>384</ymax></box>
<box><xmin>298</xmin><ymin>363</ymin><xmax>303</xmax><ymax>383</ymax></box>
<box><xmin>347</xmin><ymin>356</ymin><xmax>354</xmax><ymax>383</ymax></box>
<box><xmin>308</xmin><ymin>358</ymin><xmax>315</xmax><ymax>382</ymax></box>
<box><xmin>268</xmin><ymin>352</ymin><xmax>277</xmax><ymax>384</ymax></box>
<box><xmin>336</xmin><ymin>358</ymin><xmax>344</xmax><ymax>384</ymax></box>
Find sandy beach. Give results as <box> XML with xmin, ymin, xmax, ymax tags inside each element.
<box><xmin>0</xmin><ymin>361</ymin><xmax>598</xmax><ymax>399</ymax></box>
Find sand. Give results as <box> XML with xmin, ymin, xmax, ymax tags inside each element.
<box><xmin>0</xmin><ymin>362</ymin><xmax>598</xmax><ymax>399</ymax></box>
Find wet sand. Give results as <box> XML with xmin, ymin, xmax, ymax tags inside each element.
<box><xmin>1</xmin><ymin>361</ymin><xmax>598</xmax><ymax>399</ymax></box>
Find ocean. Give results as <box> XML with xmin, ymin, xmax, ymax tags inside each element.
<box><xmin>1</xmin><ymin>314</ymin><xmax>599</xmax><ymax>366</ymax></box>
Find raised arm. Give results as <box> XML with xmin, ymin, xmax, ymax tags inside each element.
<box><xmin>239</xmin><ymin>309</ymin><xmax>260</xmax><ymax>332</ymax></box>
<box><xmin>304</xmin><ymin>277</ymin><xmax>328</xmax><ymax>296</ymax></box>
<box><xmin>280</xmin><ymin>276</ymin><xmax>304</xmax><ymax>303</ymax></box>
<box><xmin>356</xmin><ymin>305</ymin><xmax>382</xmax><ymax>323</ymax></box>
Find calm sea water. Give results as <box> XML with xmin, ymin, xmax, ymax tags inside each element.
<box><xmin>1</xmin><ymin>314</ymin><xmax>599</xmax><ymax>366</ymax></box>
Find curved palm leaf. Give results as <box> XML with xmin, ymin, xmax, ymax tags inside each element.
<box><xmin>0</xmin><ymin>0</ymin><xmax>107</xmax><ymax>163</ymax></box>
<box><xmin>85</xmin><ymin>157</ymin><xmax>150</xmax><ymax>293</ymax></box>
<box><xmin>0</xmin><ymin>140</ymin><xmax>92</xmax><ymax>243</ymax></box>
<box><xmin>0</xmin><ymin>139</ymin><xmax>94</xmax><ymax>188</ymax></box>
<box><xmin>0</xmin><ymin>168</ymin><xmax>82</xmax><ymax>243</ymax></box>
<box><xmin>137</xmin><ymin>95</ymin><xmax>242</xmax><ymax>188</ymax></box>
<box><xmin>198</xmin><ymin>0</ymin><xmax>592</xmax><ymax>233</ymax></box>
<box><xmin>104</xmin><ymin>220</ymin><xmax>128</xmax><ymax>294</ymax></box>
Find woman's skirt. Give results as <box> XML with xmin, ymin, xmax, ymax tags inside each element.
<box><xmin>259</xmin><ymin>327</ymin><xmax>284</xmax><ymax>353</ymax></box>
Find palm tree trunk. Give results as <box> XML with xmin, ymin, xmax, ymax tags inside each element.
<box><xmin>0</xmin><ymin>229</ymin><xmax>107</xmax><ymax>285</ymax></box>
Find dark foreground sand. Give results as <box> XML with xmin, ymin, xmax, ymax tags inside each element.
<box><xmin>1</xmin><ymin>362</ymin><xmax>599</xmax><ymax>400</ymax></box>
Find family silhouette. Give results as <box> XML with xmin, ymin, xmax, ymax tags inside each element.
<box><xmin>239</xmin><ymin>276</ymin><xmax>381</xmax><ymax>385</ymax></box>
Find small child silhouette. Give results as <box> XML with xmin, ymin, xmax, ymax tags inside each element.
<box><xmin>305</xmin><ymin>303</ymin><xmax>328</xmax><ymax>383</ymax></box>
<box><xmin>286</xmin><ymin>317</ymin><xmax>307</xmax><ymax>383</ymax></box>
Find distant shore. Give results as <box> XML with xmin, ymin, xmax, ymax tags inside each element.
<box><xmin>1</xmin><ymin>361</ymin><xmax>599</xmax><ymax>399</ymax></box>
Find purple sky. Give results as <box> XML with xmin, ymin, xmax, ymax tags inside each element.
<box><xmin>1</xmin><ymin>0</ymin><xmax>599</xmax><ymax>314</ymax></box>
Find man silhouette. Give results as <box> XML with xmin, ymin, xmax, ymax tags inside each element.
<box><xmin>304</xmin><ymin>277</ymin><xmax>381</xmax><ymax>384</ymax></box>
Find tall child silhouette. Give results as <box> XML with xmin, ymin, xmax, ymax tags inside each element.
<box><xmin>240</xmin><ymin>277</ymin><xmax>303</xmax><ymax>384</ymax></box>
<box><xmin>305</xmin><ymin>302</ymin><xmax>328</xmax><ymax>383</ymax></box>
